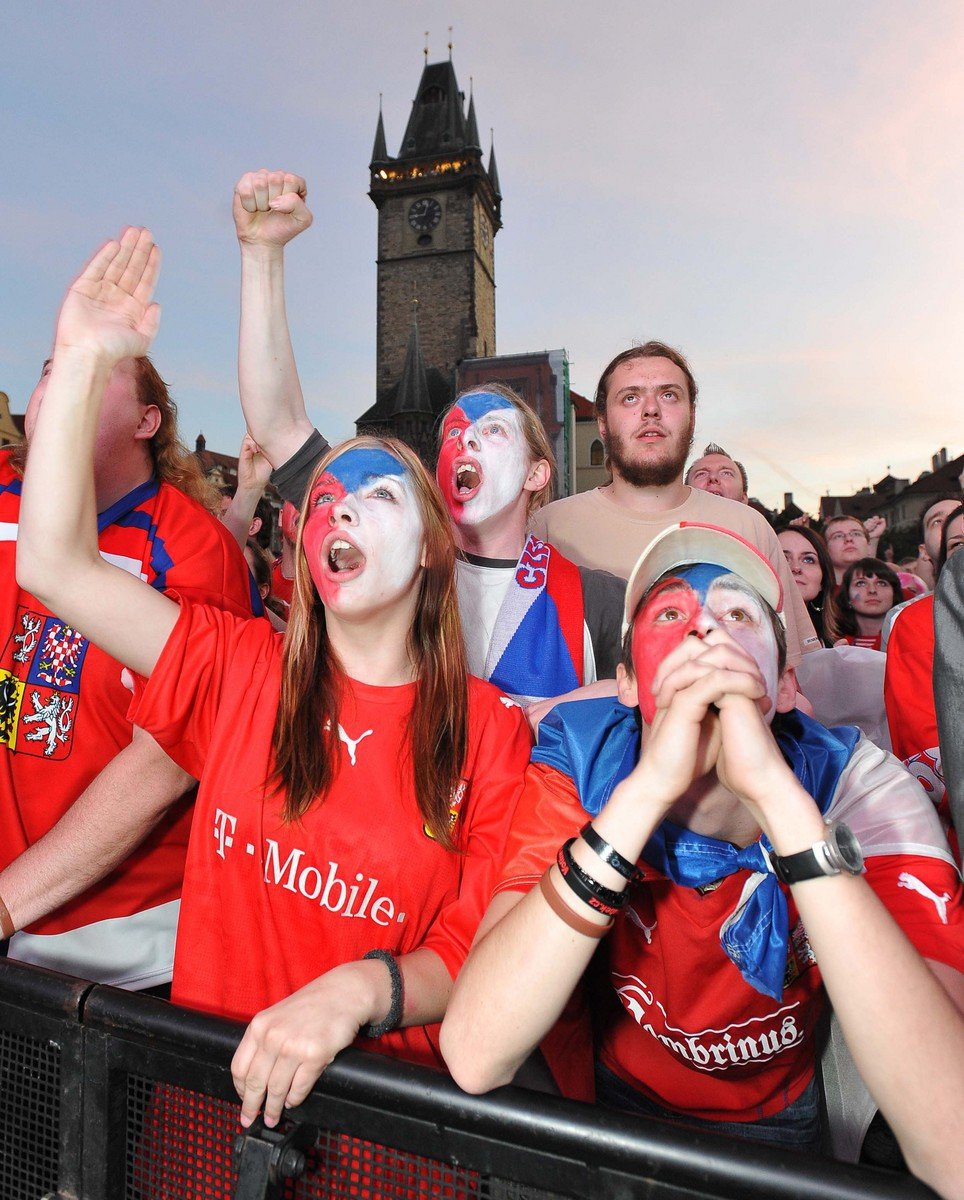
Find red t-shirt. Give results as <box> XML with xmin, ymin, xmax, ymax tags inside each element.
<box><xmin>130</xmin><ymin>601</ymin><xmax>530</xmax><ymax>1067</ymax></box>
<box><xmin>497</xmin><ymin>752</ymin><xmax>964</xmax><ymax>1120</ymax></box>
<box><xmin>0</xmin><ymin>451</ymin><xmax>254</xmax><ymax>953</ymax></box>
<box><xmin>884</xmin><ymin>595</ymin><xmax>957</xmax><ymax>858</ymax></box>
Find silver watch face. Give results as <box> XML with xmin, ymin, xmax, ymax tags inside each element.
<box><xmin>826</xmin><ymin>821</ymin><xmax>864</xmax><ymax>874</ymax></box>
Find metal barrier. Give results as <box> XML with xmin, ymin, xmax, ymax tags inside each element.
<box><xmin>0</xmin><ymin>958</ymin><xmax>938</xmax><ymax>1200</ymax></box>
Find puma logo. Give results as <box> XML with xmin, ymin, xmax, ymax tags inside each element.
<box><xmin>337</xmin><ymin>725</ymin><xmax>373</xmax><ymax>767</ymax></box>
<box><xmin>626</xmin><ymin>905</ymin><xmax>657</xmax><ymax>944</ymax></box>
<box><xmin>898</xmin><ymin>872</ymin><xmax>950</xmax><ymax>925</ymax></box>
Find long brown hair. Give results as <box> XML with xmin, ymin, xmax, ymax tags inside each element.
<box><xmin>272</xmin><ymin>436</ymin><xmax>469</xmax><ymax>846</ymax></box>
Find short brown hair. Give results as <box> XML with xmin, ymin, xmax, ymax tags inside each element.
<box><xmin>594</xmin><ymin>341</ymin><xmax>698</xmax><ymax>417</ymax></box>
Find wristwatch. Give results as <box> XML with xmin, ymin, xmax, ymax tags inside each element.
<box><xmin>769</xmin><ymin>821</ymin><xmax>864</xmax><ymax>885</ymax></box>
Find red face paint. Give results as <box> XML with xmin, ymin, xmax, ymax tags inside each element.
<box><xmin>280</xmin><ymin>502</ymin><xmax>299</xmax><ymax>545</ymax></box>
<box><xmin>631</xmin><ymin>577</ymin><xmax>703</xmax><ymax>722</ymax></box>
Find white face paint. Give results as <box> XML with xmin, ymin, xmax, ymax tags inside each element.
<box><xmin>437</xmin><ymin>397</ymin><xmax>530</xmax><ymax>529</ymax></box>
<box><xmin>303</xmin><ymin>447</ymin><xmax>424</xmax><ymax>619</ymax></box>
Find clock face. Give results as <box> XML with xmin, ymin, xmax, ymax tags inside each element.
<box><xmin>408</xmin><ymin>197</ymin><xmax>442</xmax><ymax>233</ymax></box>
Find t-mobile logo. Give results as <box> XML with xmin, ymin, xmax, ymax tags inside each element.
<box><xmin>214</xmin><ymin>808</ymin><xmax>237</xmax><ymax>859</ymax></box>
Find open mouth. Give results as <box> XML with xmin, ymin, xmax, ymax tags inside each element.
<box><xmin>326</xmin><ymin>538</ymin><xmax>366</xmax><ymax>577</ymax></box>
<box><xmin>454</xmin><ymin>461</ymin><xmax>482</xmax><ymax>499</ymax></box>
<box><xmin>636</xmin><ymin>428</ymin><xmax>667</xmax><ymax>441</ymax></box>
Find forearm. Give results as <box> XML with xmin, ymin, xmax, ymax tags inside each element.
<box><xmin>238</xmin><ymin>243</ymin><xmax>314</xmax><ymax>466</ymax></box>
<box><xmin>0</xmin><ymin>729</ymin><xmax>193</xmax><ymax>930</ymax></box>
<box><xmin>17</xmin><ymin>349</ymin><xmax>108</xmax><ymax>600</ymax></box>
<box><xmin>443</xmin><ymin>774</ymin><xmax>662</xmax><ymax>1093</ymax></box>
<box><xmin>795</xmin><ymin>875</ymin><xmax>964</xmax><ymax>1197</ymax></box>
<box><xmin>221</xmin><ymin>484</ymin><xmax>262</xmax><ymax>549</ymax></box>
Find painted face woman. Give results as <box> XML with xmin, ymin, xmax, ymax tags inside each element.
<box><xmin>17</xmin><ymin>228</ymin><xmax>530</xmax><ymax>1130</ymax></box>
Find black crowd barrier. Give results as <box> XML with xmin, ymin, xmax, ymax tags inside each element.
<box><xmin>0</xmin><ymin>957</ymin><xmax>939</xmax><ymax>1200</ymax></box>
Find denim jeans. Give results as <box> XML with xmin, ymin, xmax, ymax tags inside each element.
<box><xmin>595</xmin><ymin>1062</ymin><xmax>822</xmax><ymax>1154</ymax></box>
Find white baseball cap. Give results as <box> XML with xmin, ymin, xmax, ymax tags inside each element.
<box><xmin>623</xmin><ymin>522</ymin><xmax>784</xmax><ymax>633</ymax></box>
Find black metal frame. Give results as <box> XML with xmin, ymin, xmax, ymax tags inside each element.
<box><xmin>0</xmin><ymin>958</ymin><xmax>938</xmax><ymax>1200</ymax></box>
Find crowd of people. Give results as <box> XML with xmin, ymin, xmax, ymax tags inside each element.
<box><xmin>1</xmin><ymin>169</ymin><xmax>963</xmax><ymax>1199</ymax></box>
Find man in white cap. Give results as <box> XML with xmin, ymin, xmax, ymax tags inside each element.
<box><xmin>441</xmin><ymin>522</ymin><xmax>964</xmax><ymax>1194</ymax></box>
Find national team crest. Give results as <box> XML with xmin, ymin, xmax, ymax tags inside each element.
<box><xmin>0</xmin><ymin>607</ymin><xmax>87</xmax><ymax>759</ymax></box>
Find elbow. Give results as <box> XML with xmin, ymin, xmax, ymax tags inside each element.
<box><xmin>439</xmin><ymin>1018</ymin><xmax>516</xmax><ymax>1096</ymax></box>
<box><xmin>15</xmin><ymin>549</ymin><xmax>56</xmax><ymax>607</ymax></box>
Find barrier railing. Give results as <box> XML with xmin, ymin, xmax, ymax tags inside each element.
<box><xmin>0</xmin><ymin>958</ymin><xmax>938</xmax><ymax>1200</ymax></box>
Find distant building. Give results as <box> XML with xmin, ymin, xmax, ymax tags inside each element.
<box><xmin>819</xmin><ymin>447</ymin><xmax>963</xmax><ymax>534</ymax></box>
<box><xmin>569</xmin><ymin>388</ymin><xmax>609</xmax><ymax>494</ymax></box>
<box><xmin>358</xmin><ymin>56</ymin><xmax>502</xmax><ymax>463</ymax></box>
<box><xmin>0</xmin><ymin>392</ymin><xmax>24</xmax><ymax>448</ymax></box>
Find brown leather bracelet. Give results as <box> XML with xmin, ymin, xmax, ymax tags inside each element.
<box><xmin>0</xmin><ymin>895</ymin><xmax>16</xmax><ymax>940</ymax></box>
<box><xmin>538</xmin><ymin>869</ymin><xmax>612</xmax><ymax>939</ymax></box>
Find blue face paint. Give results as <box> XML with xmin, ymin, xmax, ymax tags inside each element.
<box><xmin>673</xmin><ymin>562</ymin><xmax>730</xmax><ymax>601</ymax></box>
<box><xmin>456</xmin><ymin>392</ymin><xmax>515</xmax><ymax>424</ymax></box>
<box><xmin>325</xmin><ymin>447</ymin><xmax>408</xmax><ymax>493</ymax></box>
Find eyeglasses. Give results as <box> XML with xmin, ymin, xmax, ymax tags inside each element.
<box><xmin>827</xmin><ymin>530</ymin><xmax>868</xmax><ymax>544</ymax></box>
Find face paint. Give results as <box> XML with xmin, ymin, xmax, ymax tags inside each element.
<box><xmin>280</xmin><ymin>502</ymin><xmax>299</xmax><ymax>545</ymax></box>
<box><xmin>437</xmin><ymin>392</ymin><xmax>530</xmax><ymax>527</ymax></box>
<box><xmin>631</xmin><ymin>564</ymin><xmax>779</xmax><ymax>723</ymax></box>
<box><xmin>302</xmin><ymin>447</ymin><xmax>424</xmax><ymax>615</ymax></box>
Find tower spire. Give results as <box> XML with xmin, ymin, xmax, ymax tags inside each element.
<box><xmin>488</xmin><ymin>129</ymin><xmax>501</xmax><ymax>198</ymax></box>
<box><xmin>370</xmin><ymin>95</ymin><xmax>388</xmax><ymax>164</ymax></box>
<box><xmin>465</xmin><ymin>86</ymin><xmax>481</xmax><ymax>150</ymax></box>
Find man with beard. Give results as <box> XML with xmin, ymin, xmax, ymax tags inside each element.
<box><xmin>529</xmin><ymin>342</ymin><xmax>817</xmax><ymax>667</ymax></box>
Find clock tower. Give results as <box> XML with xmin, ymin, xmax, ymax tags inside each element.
<box><xmin>357</xmin><ymin>57</ymin><xmax>502</xmax><ymax>460</ymax></box>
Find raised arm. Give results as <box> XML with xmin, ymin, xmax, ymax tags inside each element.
<box><xmin>16</xmin><ymin>228</ymin><xmax>179</xmax><ymax>677</ymax></box>
<box><xmin>220</xmin><ymin>433</ymin><xmax>272</xmax><ymax>549</ymax></box>
<box><xmin>234</xmin><ymin>169</ymin><xmax>316</xmax><ymax>467</ymax></box>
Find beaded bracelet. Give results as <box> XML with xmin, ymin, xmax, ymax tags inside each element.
<box><xmin>361</xmin><ymin>949</ymin><xmax>404</xmax><ymax>1039</ymax></box>
<box><xmin>538</xmin><ymin>870</ymin><xmax>612</xmax><ymax>938</ymax></box>
<box><xmin>555</xmin><ymin>839</ymin><xmax>626</xmax><ymax>919</ymax></box>
<box><xmin>580</xmin><ymin>822</ymin><xmax>641</xmax><ymax>883</ymax></box>
<box><xmin>0</xmin><ymin>895</ymin><xmax>15</xmax><ymax>941</ymax></box>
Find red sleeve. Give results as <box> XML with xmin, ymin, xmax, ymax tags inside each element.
<box><xmin>419</xmin><ymin>687</ymin><xmax>532</xmax><ymax>979</ymax></box>
<box><xmin>885</xmin><ymin>601</ymin><xmax>937</xmax><ymax>765</ymax></box>
<box><xmin>495</xmin><ymin>761</ymin><xmax>587</xmax><ymax>896</ymax></box>
<box><xmin>866</xmin><ymin>852</ymin><xmax>964</xmax><ymax>971</ymax></box>
<box><xmin>152</xmin><ymin>485</ymin><xmax>256</xmax><ymax>618</ymax></box>
<box><xmin>129</xmin><ymin>599</ymin><xmax>278</xmax><ymax>780</ymax></box>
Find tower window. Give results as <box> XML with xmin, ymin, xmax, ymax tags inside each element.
<box><xmin>421</xmin><ymin>85</ymin><xmax>444</xmax><ymax>104</ymax></box>
<box><xmin>590</xmin><ymin>439</ymin><xmax>604</xmax><ymax>467</ymax></box>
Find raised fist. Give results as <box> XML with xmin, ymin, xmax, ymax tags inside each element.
<box><xmin>234</xmin><ymin>169</ymin><xmax>312</xmax><ymax>248</ymax></box>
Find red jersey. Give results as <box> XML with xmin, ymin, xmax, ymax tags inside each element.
<box><xmin>497</xmin><ymin>737</ymin><xmax>964</xmax><ymax>1120</ymax></box>
<box><xmin>884</xmin><ymin>595</ymin><xmax>957</xmax><ymax>858</ymax></box>
<box><xmin>0</xmin><ymin>449</ymin><xmax>255</xmax><ymax>986</ymax></box>
<box><xmin>130</xmin><ymin>600</ymin><xmax>530</xmax><ymax>1067</ymax></box>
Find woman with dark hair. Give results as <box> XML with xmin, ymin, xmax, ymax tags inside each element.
<box><xmin>777</xmin><ymin>526</ymin><xmax>842</xmax><ymax>647</ymax></box>
<box><xmin>16</xmin><ymin>228</ymin><xmax>531</xmax><ymax>1131</ymax></box>
<box><xmin>837</xmin><ymin>558</ymin><xmax>904</xmax><ymax>651</ymax></box>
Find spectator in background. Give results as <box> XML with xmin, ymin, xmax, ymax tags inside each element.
<box><xmin>777</xmin><ymin>526</ymin><xmax>842</xmax><ymax>648</ymax></box>
<box><xmin>837</xmin><ymin>559</ymin><xmax>904</xmax><ymax>651</ymax></box>
<box><xmin>271</xmin><ymin>502</ymin><xmax>298</xmax><ymax>617</ymax></box>
<box><xmin>685</xmin><ymin>443</ymin><xmax>748</xmax><ymax>504</ymax></box>
<box><xmin>887</xmin><ymin>504</ymin><xmax>964</xmax><ymax>862</ymax></box>
<box><xmin>243</xmin><ymin>539</ymin><xmax>287</xmax><ymax>631</ymax></box>
<box><xmin>935</xmin><ymin>508</ymin><xmax>964</xmax><ymax>852</ymax></box>
<box><xmin>915</xmin><ymin>495</ymin><xmax>962</xmax><ymax>592</ymax></box>
<box><xmin>825</xmin><ymin>515</ymin><xmax>886</xmax><ymax>586</ymax></box>
<box><xmin>219</xmin><ymin>433</ymin><xmax>274</xmax><ymax>551</ymax></box>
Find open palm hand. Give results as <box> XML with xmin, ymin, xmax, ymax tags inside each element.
<box><xmin>56</xmin><ymin>227</ymin><xmax>161</xmax><ymax>364</ymax></box>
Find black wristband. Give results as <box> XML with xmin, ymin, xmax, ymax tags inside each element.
<box><xmin>580</xmin><ymin>822</ymin><xmax>640</xmax><ymax>882</ymax></box>
<box><xmin>556</xmin><ymin>839</ymin><xmax>626</xmax><ymax>918</ymax></box>
<box><xmin>361</xmin><ymin>950</ymin><xmax>404</xmax><ymax>1039</ymax></box>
